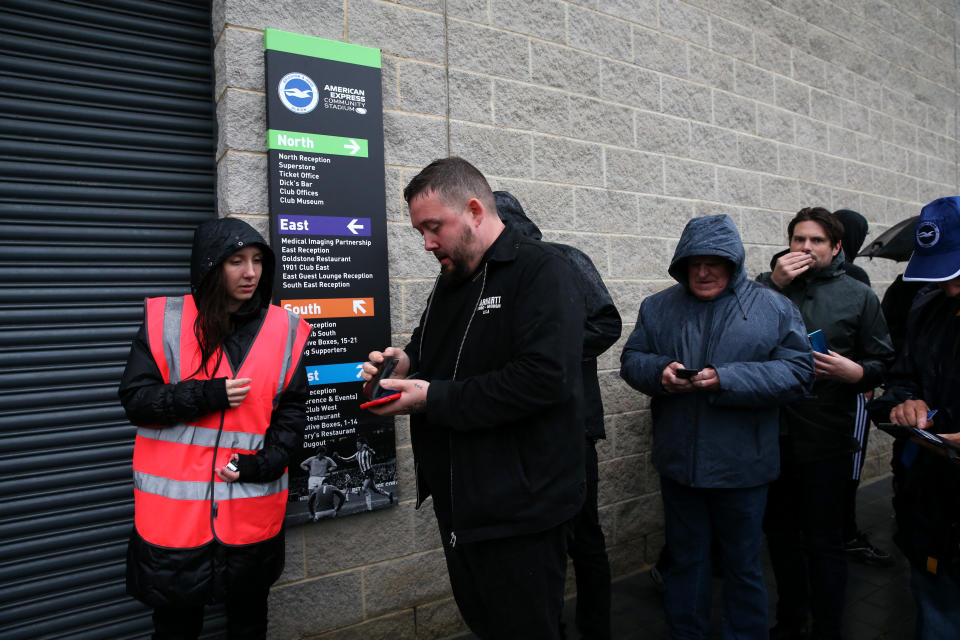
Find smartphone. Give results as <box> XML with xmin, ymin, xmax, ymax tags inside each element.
<box><xmin>225</xmin><ymin>460</ymin><xmax>239</xmax><ymax>473</ymax></box>
<box><xmin>675</xmin><ymin>368</ymin><xmax>700</xmax><ymax>379</ymax></box>
<box><xmin>359</xmin><ymin>358</ymin><xmax>402</xmax><ymax>410</ymax></box>
<box><xmin>808</xmin><ymin>329</ymin><xmax>828</xmax><ymax>354</ymax></box>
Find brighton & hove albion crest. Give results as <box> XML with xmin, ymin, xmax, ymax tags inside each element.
<box><xmin>916</xmin><ymin>221</ymin><xmax>940</xmax><ymax>249</ymax></box>
<box><xmin>278</xmin><ymin>72</ymin><xmax>319</xmax><ymax>114</ymax></box>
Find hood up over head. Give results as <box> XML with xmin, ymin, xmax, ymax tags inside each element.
<box><xmin>834</xmin><ymin>209</ymin><xmax>868</xmax><ymax>262</ymax></box>
<box><xmin>494</xmin><ymin>191</ymin><xmax>542</xmax><ymax>240</ymax></box>
<box><xmin>668</xmin><ymin>214</ymin><xmax>746</xmax><ymax>294</ymax></box>
<box><xmin>190</xmin><ymin>217</ymin><xmax>275</xmax><ymax>306</ymax></box>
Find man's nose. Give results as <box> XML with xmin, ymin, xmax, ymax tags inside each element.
<box><xmin>424</xmin><ymin>236</ymin><xmax>438</xmax><ymax>251</ymax></box>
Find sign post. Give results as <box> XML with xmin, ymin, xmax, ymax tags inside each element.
<box><xmin>264</xmin><ymin>29</ymin><xmax>396</xmax><ymax>523</ymax></box>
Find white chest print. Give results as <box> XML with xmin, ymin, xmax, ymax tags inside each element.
<box><xmin>476</xmin><ymin>295</ymin><xmax>502</xmax><ymax>315</ymax></box>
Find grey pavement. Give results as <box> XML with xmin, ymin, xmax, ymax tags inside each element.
<box><xmin>604</xmin><ymin>475</ymin><xmax>913</xmax><ymax>639</ymax></box>
<box><xmin>459</xmin><ymin>475</ymin><xmax>914</xmax><ymax>639</ymax></box>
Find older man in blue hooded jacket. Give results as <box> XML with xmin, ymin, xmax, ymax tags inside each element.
<box><xmin>621</xmin><ymin>214</ymin><xmax>814</xmax><ymax>639</ymax></box>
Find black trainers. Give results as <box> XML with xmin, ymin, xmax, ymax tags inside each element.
<box><xmin>845</xmin><ymin>533</ymin><xmax>895</xmax><ymax>567</ymax></box>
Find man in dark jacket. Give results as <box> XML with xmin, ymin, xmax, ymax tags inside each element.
<box><xmin>868</xmin><ymin>196</ymin><xmax>960</xmax><ymax>639</ymax></box>
<box><xmin>621</xmin><ymin>214</ymin><xmax>814</xmax><ymax>639</ymax></box>
<box><xmin>362</xmin><ymin>158</ymin><xmax>586</xmax><ymax>639</ymax></box>
<box><xmin>758</xmin><ymin>207</ymin><xmax>894</xmax><ymax>640</ymax></box>
<box><xmin>495</xmin><ymin>190</ymin><xmax>622</xmax><ymax>640</ymax></box>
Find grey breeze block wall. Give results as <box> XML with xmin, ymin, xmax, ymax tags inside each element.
<box><xmin>212</xmin><ymin>0</ymin><xmax>960</xmax><ymax>638</ymax></box>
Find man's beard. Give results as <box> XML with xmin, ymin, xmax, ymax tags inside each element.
<box><xmin>437</xmin><ymin>224</ymin><xmax>476</xmax><ymax>284</ymax></box>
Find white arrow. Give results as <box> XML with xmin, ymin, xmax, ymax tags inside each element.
<box><xmin>355</xmin><ymin>364</ymin><xmax>364</xmax><ymax>379</ymax></box>
<box><xmin>343</xmin><ymin>139</ymin><xmax>361</xmax><ymax>155</ymax></box>
<box><xmin>353</xmin><ymin>299</ymin><xmax>367</xmax><ymax>315</ymax></box>
<box><xmin>347</xmin><ymin>218</ymin><xmax>364</xmax><ymax>235</ymax></box>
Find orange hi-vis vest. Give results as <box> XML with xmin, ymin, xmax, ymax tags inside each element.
<box><xmin>133</xmin><ymin>295</ymin><xmax>311</xmax><ymax>549</ymax></box>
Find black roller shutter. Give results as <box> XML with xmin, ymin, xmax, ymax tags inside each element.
<box><xmin>0</xmin><ymin>1</ymin><xmax>218</xmax><ymax>637</ymax></box>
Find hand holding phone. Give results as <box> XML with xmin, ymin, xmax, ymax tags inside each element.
<box><xmin>360</xmin><ymin>358</ymin><xmax>402</xmax><ymax>410</ymax></box>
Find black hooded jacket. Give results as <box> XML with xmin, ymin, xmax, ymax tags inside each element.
<box><xmin>494</xmin><ymin>191</ymin><xmax>622</xmax><ymax>439</ymax></box>
<box><xmin>834</xmin><ymin>209</ymin><xmax>870</xmax><ymax>286</ymax></box>
<box><xmin>118</xmin><ymin>217</ymin><xmax>308</xmax><ymax>607</ymax></box>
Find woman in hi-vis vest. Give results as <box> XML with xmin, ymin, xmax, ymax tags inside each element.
<box><xmin>119</xmin><ymin>218</ymin><xmax>311</xmax><ymax>639</ymax></box>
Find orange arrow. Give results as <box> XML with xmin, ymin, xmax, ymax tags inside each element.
<box><xmin>281</xmin><ymin>298</ymin><xmax>375</xmax><ymax>319</ymax></box>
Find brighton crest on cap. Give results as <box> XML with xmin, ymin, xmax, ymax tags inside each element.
<box><xmin>902</xmin><ymin>196</ymin><xmax>960</xmax><ymax>282</ymax></box>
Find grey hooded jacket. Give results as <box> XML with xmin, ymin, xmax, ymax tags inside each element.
<box><xmin>620</xmin><ymin>215</ymin><xmax>815</xmax><ymax>488</ymax></box>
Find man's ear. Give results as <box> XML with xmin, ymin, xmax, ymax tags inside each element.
<box><xmin>464</xmin><ymin>197</ymin><xmax>485</xmax><ymax>227</ymax></box>
<box><xmin>832</xmin><ymin>239</ymin><xmax>842</xmax><ymax>257</ymax></box>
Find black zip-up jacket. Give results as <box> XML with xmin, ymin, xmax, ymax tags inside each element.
<box><xmin>407</xmin><ymin>223</ymin><xmax>586</xmax><ymax>545</ymax></box>
<box><xmin>758</xmin><ymin>250</ymin><xmax>894</xmax><ymax>462</ymax></box>
<box><xmin>118</xmin><ymin>218</ymin><xmax>307</xmax><ymax>607</ymax></box>
<box><xmin>494</xmin><ymin>191</ymin><xmax>621</xmax><ymax>440</ymax></box>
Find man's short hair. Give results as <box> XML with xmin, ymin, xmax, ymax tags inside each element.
<box><xmin>403</xmin><ymin>157</ymin><xmax>496</xmax><ymax>212</ymax></box>
<box><xmin>788</xmin><ymin>207</ymin><xmax>844</xmax><ymax>247</ymax></box>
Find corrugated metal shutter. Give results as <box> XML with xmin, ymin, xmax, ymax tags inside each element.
<box><xmin>0</xmin><ymin>1</ymin><xmax>218</xmax><ymax>637</ymax></box>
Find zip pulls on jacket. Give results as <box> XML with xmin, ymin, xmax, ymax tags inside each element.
<box><xmin>448</xmin><ymin>263</ymin><xmax>488</xmax><ymax>548</ymax></box>
<box><xmin>416</xmin><ymin>264</ymin><xmax>489</xmax><ymax>548</ymax></box>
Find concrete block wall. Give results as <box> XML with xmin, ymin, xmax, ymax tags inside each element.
<box><xmin>212</xmin><ymin>1</ymin><xmax>959</xmax><ymax>637</ymax></box>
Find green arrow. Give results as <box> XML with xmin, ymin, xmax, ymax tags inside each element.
<box><xmin>267</xmin><ymin>129</ymin><xmax>369</xmax><ymax>158</ymax></box>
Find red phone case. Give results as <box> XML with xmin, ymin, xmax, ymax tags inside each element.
<box><xmin>359</xmin><ymin>392</ymin><xmax>402</xmax><ymax>410</ymax></box>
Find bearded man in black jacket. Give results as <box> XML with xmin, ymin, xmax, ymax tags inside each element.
<box><xmin>362</xmin><ymin>157</ymin><xmax>586</xmax><ymax>640</ymax></box>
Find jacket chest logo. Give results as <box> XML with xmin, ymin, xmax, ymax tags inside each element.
<box><xmin>476</xmin><ymin>295</ymin><xmax>502</xmax><ymax>315</ymax></box>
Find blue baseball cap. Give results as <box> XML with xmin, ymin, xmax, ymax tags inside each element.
<box><xmin>902</xmin><ymin>196</ymin><xmax>960</xmax><ymax>282</ymax></box>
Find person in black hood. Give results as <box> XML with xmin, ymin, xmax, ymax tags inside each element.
<box><xmin>362</xmin><ymin>158</ymin><xmax>586</xmax><ymax>639</ymax></box>
<box><xmin>833</xmin><ymin>209</ymin><xmax>870</xmax><ymax>286</ymax></box>
<box><xmin>831</xmin><ymin>209</ymin><xmax>897</xmax><ymax>566</ymax></box>
<box><xmin>118</xmin><ymin>217</ymin><xmax>310</xmax><ymax>640</ymax></box>
<box><xmin>495</xmin><ymin>190</ymin><xmax>621</xmax><ymax>640</ymax></box>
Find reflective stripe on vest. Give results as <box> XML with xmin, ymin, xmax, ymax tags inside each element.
<box><xmin>133</xmin><ymin>470</ymin><xmax>288</xmax><ymax>501</ymax></box>
<box><xmin>134</xmin><ymin>294</ymin><xmax>311</xmax><ymax>548</ymax></box>
<box><xmin>136</xmin><ymin>422</ymin><xmax>264</xmax><ymax>451</ymax></box>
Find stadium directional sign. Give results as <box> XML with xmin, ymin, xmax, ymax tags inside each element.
<box><xmin>265</xmin><ymin>29</ymin><xmax>396</xmax><ymax>522</ymax></box>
